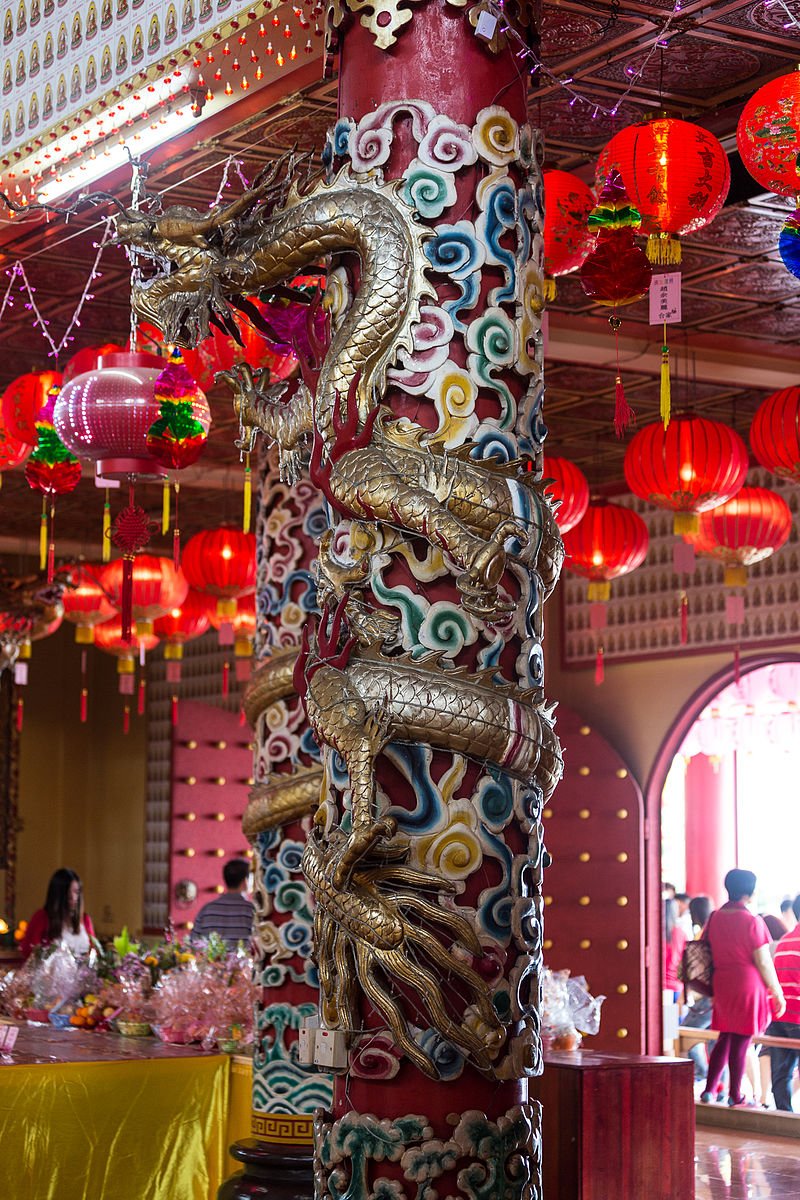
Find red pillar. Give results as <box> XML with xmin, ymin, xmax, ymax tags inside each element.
<box><xmin>684</xmin><ymin>753</ymin><xmax>735</xmax><ymax>909</ymax></box>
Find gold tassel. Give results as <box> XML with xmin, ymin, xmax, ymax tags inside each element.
<box><xmin>543</xmin><ymin>276</ymin><xmax>557</xmax><ymax>302</ymax></box>
<box><xmin>242</xmin><ymin>452</ymin><xmax>252</xmax><ymax>534</ymax></box>
<box><xmin>660</xmin><ymin>323</ymin><xmax>671</xmax><ymax>430</ymax></box>
<box><xmin>161</xmin><ymin>478</ymin><xmax>170</xmax><ymax>536</ymax></box>
<box><xmin>102</xmin><ymin>489</ymin><xmax>111</xmax><ymax>563</ymax></box>
<box><xmin>647</xmin><ymin>232</ymin><xmax>681</xmax><ymax>265</ymax></box>
<box><xmin>39</xmin><ymin>498</ymin><xmax>47</xmax><ymax>571</ymax></box>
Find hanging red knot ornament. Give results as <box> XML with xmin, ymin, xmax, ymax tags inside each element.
<box><xmin>24</xmin><ymin>386</ymin><xmax>82</xmax><ymax>582</ymax></box>
<box><xmin>108</xmin><ymin>503</ymin><xmax>159</xmax><ymax>642</ymax></box>
<box><xmin>579</xmin><ymin>170</ymin><xmax>652</xmax><ymax>438</ymax></box>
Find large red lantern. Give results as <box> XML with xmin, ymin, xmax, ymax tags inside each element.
<box><xmin>153</xmin><ymin>590</ymin><xmax>211</xmax><ymax>683</ymax></box>
<box><xmin>100</xmin><ymin>555</ymin><xmax>188</xmax><ymax>636</ymax></box>
<box><xmin>563</xmin><ymin>500</ymin><xmax>649</xmax><ymax>598</ymax></box>
<box><xmin>543</xmin><ymin>170</ymin><xmax>595</xmax><ymax>285</ymax></box>
<box><xmin>624</xmin><ymin>415</ymin><xmax>748</xmax><ymax>534</ymax></box>
<box><xmin>181</xmin><ymin>298</ymin><xmax>298</xmax><ymax>391</ymax></box>
<box><xmin>686</xmin><ymin>486</ymin><xmax>792</xmax><ymax>586</ymax></box>
<box><xmin>181</xmin><ymin>528</ymin><xmax>256</xmax><ymax>621</ymax></box>
<box><xmin>750</xmin><ymin>387</ymin><xmax>800</xmax><ymax>483</ymax></box>
<box><xmin>563</xmin><ymin>499</ymin><xmax>649</xmax><ymax>684</ymax></box>
<box><xmin>62</xmin><ymin>562</ymin><xmax>116</xmax><ymax>643</ymax></box>
<box><xmin>0</xmin><ymin>409</ymin><xmax>30</xmax><ymax>477</ymax></box>
<box><xmin>94</xmin><ymin>614</ymin><xmax>159</xmax><ymax>694</ymax></box>
<box><xmin>2</xmin><ymin>370</ymin><xmax>63</xmax><ymax>445</ymax></box>
<box><xmin>598</xmin><ymin>118</ymin><xmax>730</xmax><ymax>264</ymax></box>
<box><xmin>737</xmin><ymin>73</ymin><xmax>800</xmax><ymax>197</ymax></box>
<box><xmin>541</xmin><ymin>455</ymin><xmax>590</xmax><ymax>534</ymax></box>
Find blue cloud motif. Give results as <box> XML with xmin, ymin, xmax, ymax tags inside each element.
<box><xmin>278</xmin><ymin>839</ymin><xmax>305</xmax><ymax>874</ymax></box>
<box><xmin>424</xmin><ymin>220</ymin><xmax>486</xmax><ymax>332</ymax></box>
<box><xmin>476</xmin><ymin>175</ymin><xmax>517</xmax><ymax>305</ymax></box>
<box><xmin>415</xmin><ymin>1027</ymin><xmax>466</xmax><ymax>1080</ymax></box>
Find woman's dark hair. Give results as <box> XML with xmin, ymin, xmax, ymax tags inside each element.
<box><xmin>762</xmin><ymin>914</ymin><xmax>787</xmax><ymax>941</ymax></box>
<box><xmin>689</xmin><ymin>895</ymin><xmax>712</xmax><ymax>929</ymax></box>
<box><xmin>724</xmin><ymin>868</ymin><xmax>757</xmax><ymax>903</ymax></box>
<box><xmin>664</xmin><ymin>897</ymin><xmax>678</xmax><ymax>943</ymax></box>
<box><xmin>44</xmin><ymin>868</ymin><xmax>82</xmax><ymax>941</ymax></box>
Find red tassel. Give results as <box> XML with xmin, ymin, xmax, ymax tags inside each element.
<box><xmin>239</xmin><ymin>707</ymin><xmax>246</xmax><ymax>727</ymax></box>
<box><xmin>80</xmin><ymin>688</ymin><xmax>88</xmax><ymax>724</ymax></box>
<box><xmin>137</xmin><ymin>677</ymin><xmax>146</xmax><ymax>716</ymax></box>
<box><xmin>680</xmin><ymin>591</ymin><xmax>688</xmax><ymax>646</ymax></box>
<box><xmin>614</xmin><ymin>375</ymin><xmax>635</xmax><ymax>439</ymax></box>
<box><xmin>15</xmin><ymin>698</ymin><xmax>23</xmax><ymax>732</ymax></box>
<box><xmin>734</xmin><ymin>643</ymin><xmax>741</xmax><ymax>685</ymax></box>
<box><xmin>171</xmin><ymin>695</ymin><xmax>179</xmax><ymax>727</ymax></box>
<box><xmin>222</xmin><ymin>660</ymin><xmax>230</xmax><ymax>698</ymax></box>
<box><xmin>46</xmin><ymin>541</ymin><xmax>55</xmax><ymax>584</ymax></box>
<box><xmin>123</xmin><ymin>705</ymin><xmax>130</xmax><ymax>735</ymax></box>
<box><xmin>121</xmin><ymin>555</ymin><xmax>134</xmax><ymax>643</ymax></box>
<box><xmin>595</xmin><ymin>645</ymin><xmax>605</xmax><ymax>686</ymax></box>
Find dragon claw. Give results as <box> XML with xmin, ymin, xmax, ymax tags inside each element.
<box><xmin>331</xmin><ymin>816</ymin><xmax>399</xmax><ymax>888</ymax></box>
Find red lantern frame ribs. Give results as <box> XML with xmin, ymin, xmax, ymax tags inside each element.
<box><xmin>624</xmin><ymin>415</ymin><xmax>748</xmax><ymax>535</ymax></box>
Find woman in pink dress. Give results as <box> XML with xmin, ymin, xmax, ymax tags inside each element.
<box><xmin>701</xmin><ymin>869</ymin><xmax>785</xmax><ymax>1107</ymax></box>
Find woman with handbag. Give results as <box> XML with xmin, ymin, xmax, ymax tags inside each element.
<box><xmin>701</xmin><ymin>869</ymin><xmax>786</xmax><ymax>1107</ymax></box>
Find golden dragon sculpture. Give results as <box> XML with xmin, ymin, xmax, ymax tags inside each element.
<box><xmin>116</xmin><ymin>156</ymin><xmax>563</xmax><ymax>1078</ymax></box>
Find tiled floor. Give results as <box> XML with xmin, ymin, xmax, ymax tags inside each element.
<box><xmin>696</xmin><ymin>1127</ymin><xmax>800</xmax><ymax>1199</ymax></box>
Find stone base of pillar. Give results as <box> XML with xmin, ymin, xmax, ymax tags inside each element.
<box><xmin>217</xmin><ymin>1142</ymin><xmax>313</xmax><ymax>1200</ymax></box>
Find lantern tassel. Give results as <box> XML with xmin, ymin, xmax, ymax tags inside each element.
<box><xmin>102</xmin><ymin>489</ymin><xmax>111</xmax><ymax>563</ymax></box>
<box><xmin>173</xmin><ymin>482</ymin><xmax>181</xmax><ymax>570</ymax></box>
<box><xmin>543</xmin><ymin>277</ymin><xmax>557</xmax><ymax>302</ymax></box>
<box><xmin>123</xmin><ymin>704</ymin><xmax>130</xmax><ymax>735</ymax></box>
<box><xmin>594</xmin><ymin>644</ymin><xmax>605</xmax><ymax>686</ymax></box>
<box><xmin>680</xmin><ymin>590</ymin><xmax>688</xmax><ymax>646</ymax></box>
<box><xmin>239</xmin><ymin>707</ymin><xmax>246</xmax><ymax>728</ymax></box>
<box><xmin>121</xmin><ymin>555</ymin><xmax>134</xmax><ymax>643</ymax></box>
<box><xmin>16</xmin><ymin>697</ymin><xmax>23</xmax><ymax>732</ymax></box>
<box><xmin>614</xmin><ymin>376</ymin><xmax>635</xmax><ymax>440</ymax></box>
<box><xmin>80</xmin><ymin>687</ymin><xmax>88</xmax><ymax>724</ymax></box>
<box><xmin>647</xmin><ymin>232</ymin><xmax>681</xmax><ymax>265</ymax></box>
<box><xmin>660</xmin><ymin>323</ymin><xmax>671</xmax><ymax>430</ymax></box>
<box><xmin>39</xmin><ymin>497</ymin><xmax>47</xmax><ymax>571</ymax></box>
<box><xmin>137</xmin><ymin>677</ymin><xmax>146</xmax><ymax>716</ymax></box>
<box><xmin>171</xmin><ymin>695</ymin><xmax>179</xmax><ymax>727</ymax></box>
<box><xmin>161</xmin><ymin>478</ymin><xmax>170</xmax><ymax>536</ymax></box>
<box><xmin>222</xmin><ymin>660</ymin><xmax>230</xmax><ymax>699</ymax></box>
<box><xmin>46</xmin><ymin>502</ymin><xmax>55</xmax><ymax>585</ymax></box>
<box><xmin>243</xmin><ymin>452</ymin><xmax>252</xmax><ymax>534</ymax></box>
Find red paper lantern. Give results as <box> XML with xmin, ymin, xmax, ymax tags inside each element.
<box><xmin>62</xmin><ymin>343</ymin><xmax>127</xmax><ymax>385</ymax></box>
<box><xmin>543</xmin><ymin>170</ymin><xmax>595</xmax><ymax>279</ymax></box>
<box><xmin>153</xmin><ymin>590</ymin><xmax>212</xmax><ymax>646</ymax></box>
<box><xmin>181</xmin><ymin>298</ymin><xmax>298</xmax><ymax>391</ymax></box>
<box><xmin>686</xmin><ymin>486</ymin><xmax>792</xmax><ymax>585</ymax></box>
<box><xmin>1</xmin><ymin>370</ymin><xmax>63</xmax><ymax>445</ymax></box>
<box><xmin>0</xmin><ymin>410</ymin><xmax>31</xmax><ymax>475</ymax></box>
<box><xmin>750</xmin><ymin>386</ymin><xmax>800</xmax><ymax>483</ymax></box>
<box><xmin>100</xmin><ymin>555</ymin><xmax>188</xmax><ymax>635</ymax></box>
<box><xmin>541</xmin><ymin>455</ymin><xmax>590</xmax><ymax>534</ymax></box>
<box><xmin>737</xmin><ymin>73</ymin><xmax>800</xmax><ymax>198</ymax></box>
<box><xmin>598</xmin><ymin>118</ymin><xmax>730</xmax><ymax>263</ymax></box>
<box><xmin>624</xmin><ymin>415</ymin><xmax>748</xmax><ymax>534</ymax></box>
<box><xmin>181</xmin><ymin>528</ymin><xmax>256</xmax><ymax>619</ymax></box>
<box><xmin>54</xmin><ymin>351</ymin><xmax>168</xmax><ymax>479</ymax></box>
<box><xmin>95</xmin><ymin>614</ymin><xmax>159</xmax><ymax>688</ymax></box>
<box><xmin>62</xmin><ymin>562</ymin><xmax>116</xmax><ymax>643</ymax></box>
<box><xmin>562</xmin><ymin>500</ymin><xmax>649</xmax><ymax>600</ymax></box>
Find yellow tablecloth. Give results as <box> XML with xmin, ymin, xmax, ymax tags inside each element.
<box><xmin>0</xmin><ymin>1054</ymin><xmax>230</xmax><ymax>1200</ymax></box>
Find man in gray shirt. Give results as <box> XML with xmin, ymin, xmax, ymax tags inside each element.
<box><xmin>191</xmin><ymin>858</ymin><xmax>254</xmax><ymax>949</ymax></box>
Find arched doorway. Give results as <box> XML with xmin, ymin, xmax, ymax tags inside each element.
<box><xmin>644</xmin><ymin>653</ymin><xmax>800</xmax><ymax>1051</ymax></box>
